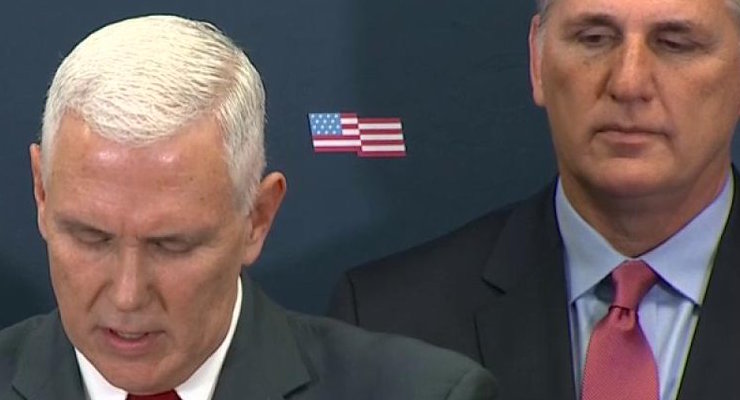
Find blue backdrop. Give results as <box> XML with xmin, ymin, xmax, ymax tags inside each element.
<box><xmin>1</xmin><ymin>1</ymin><xmax>733</xmax><ymax>329</ymax></box>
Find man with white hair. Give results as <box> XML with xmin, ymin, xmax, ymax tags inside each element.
<box><xmin>0</xmin><ymin>15</ymin><xmax>497</xmax><ymax>400</ymax></box>
<box><xmin>331</xmin><ymin>0</ymin><xmax>740</xmax><ymax>399</ymax></box>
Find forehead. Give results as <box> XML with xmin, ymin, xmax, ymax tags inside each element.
<box><xmin>546</xmin><ymin>0</ymin><xmax>735</xmax><ymax>28</ymax></box>
<box><xmin>47</xmin><ymin>114</ymin><xmax>234</xmax><ymax>211</ymax></box>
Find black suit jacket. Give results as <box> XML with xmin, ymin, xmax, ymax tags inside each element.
<box><xmin>329</xmin><ymin>178</ymin><xmax>740</xmax><ymax>400</ymax></box>
<box><xmin>0</xmin><ymin>276</ymin><xmax>497</xmax><ymax>400</ymax></box>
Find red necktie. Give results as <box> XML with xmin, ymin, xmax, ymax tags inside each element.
<box><xmin>581</xmin><ymin>260</ymin><xmax>659</xmax><ymax>400</ymax></box>
<box><xmin>126</xmin><ymin>390</ymin><xmax>180</xmax><ymax>400</ymax></box>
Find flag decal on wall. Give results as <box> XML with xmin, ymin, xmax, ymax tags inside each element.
<box><xmin>309</xmin><ymin>113</ymin><xmax>406</xmax><ymax>157</ymax></box>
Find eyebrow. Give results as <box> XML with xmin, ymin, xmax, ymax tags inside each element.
<box><xmin>653</xmin><ymin>20</ymin><xmax>702</xmax><ymax>34</ymax></box>
<box><xmin>54</xmin><ymin>212</ymin><xmax>219</xmax><ymax>244</ymax></box>
<box><xmin>564</xmin><ymin>12</ymin><xmax>705</xmax><ymax>33</ymax></box>
<box><xmin>55</xmin><ymin>216</ymin><xmax>105</xmax><ymax>232</ymax></box>
<box><xmin>147</xmin><ymin>233</ymin><xmax>198</xmax><ymax>243</ymax></box>
<box><xmin>144</xmin><ymin>225</ymin><xmax>217</xmax><ymax>244</ymax></box>
<box><xmin>562</xmin><ymin>13</ymin><xmax>620</xmax><ymax>30</ymax></box>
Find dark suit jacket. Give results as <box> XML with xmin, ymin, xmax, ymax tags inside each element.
<box><xmin>0</xmin><ymin>276</ymin><xmax>497</xmax><ymax>400</ymax></box>
<box><xmin>329</xmin><ymin>178</ymin><xmax>740</xmax><ymax>400</ymax></box>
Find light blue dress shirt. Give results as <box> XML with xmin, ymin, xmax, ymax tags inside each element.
<box><xmin>556</xmin><ymin>174</ymin><xmax>733</xmax><ymax>400</ymax></box>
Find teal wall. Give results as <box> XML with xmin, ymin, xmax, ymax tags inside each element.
<box><xmin>2</xmin><ymin>1</ymin><xmax>563</xmax><ymax>327</ymax></box>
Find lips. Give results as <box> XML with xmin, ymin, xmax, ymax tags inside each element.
<box><xmin>110</xmin><ymin>329</ymin><xmax>148</xmax><ymax>340</ymax></box>
<box><xmin>595</xmin><ymin>123</ymin><xmax>666</xmax><ymax>136</ymax></box>
<box><xmin>101</xmin><ymin>326</ymin><xmax>162</xmax><ymax>356</ymax></box>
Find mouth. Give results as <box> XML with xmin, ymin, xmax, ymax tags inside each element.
<box><xmin>109</xmin><ymin>329</ymin><xmax>149</xmax><ymax>340</ymax></box>
<box><xmin>101</xmin><ymin>327</ymin><xmax>162</xmax><ymax>356</ymax></box>
<box><xmin>595</xmin><ymin>123</ymin><xmax>666</xmax><ymax>136</ymax></box>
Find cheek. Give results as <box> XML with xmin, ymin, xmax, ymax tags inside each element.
<box><xmin>541</xmin><ymin>50</ymin><xmax>594</xmax><ymax>98</ymax></box>
<box><xmin>48</xmin><ymin>239</ymin><xmax>99</xmax><ymax>301</ymax></box>
<box><xmin>541</xmin><ymin>58</ymin><xmax>601</xmax><ymax>135</ymax></box>
<box><xmin>47</xmin><ymin>239</ymin><xmax>109</xmax><ymax>336</ymax></box>
<box><xmin>160</xmin><ymin>263</ymin><xmax>237</xmax><ymax>354</ymax></box>
<box><xmin>692</xmin><ymin>73</ymin><xmax>740</xmax><ymax>112</ymax></box>
<box><xmin>669</xmin><ymin>68</ymin><xmax>740</xmax><ymax>146</ymax></box>
<box><xmin>160</xmin><ymin>247</ymin><xmax>242</xmax><ymax>327</ymax></box>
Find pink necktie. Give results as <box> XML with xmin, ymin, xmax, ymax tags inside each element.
<box><xmin>127</xmin><ymin>390</ymin><xmax>180</xmax><ymax>400</ymax></box>
<box><xmin>581</xmin><ymin>260</ymin><xmax>659</xmax><ymax>400</ymax></box>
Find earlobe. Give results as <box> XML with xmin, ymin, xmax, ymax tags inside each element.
<box><xmin>29</xmin><ymin>143</ymin><xmax>48</xmax><ymax>239</ymax></box>
<box><xmin>529</xmin><ymin>15</ymin><xmax>546</xmax><ymax>106</ymax></box>
<box><xmin>242</xmin><ymin>172</ymin><xmax>287</xmax><ymax>266</ymax></box>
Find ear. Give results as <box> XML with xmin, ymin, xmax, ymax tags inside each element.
<box><xmin>241</xmin><ymin>172</ymin><xmax>287</xmax><ymax>266</ymax></box>
<box><xmin>529</xmin><ymin>14</ymin><xmax>546</xmax><ymax>107</ymax></box>
<box><xmin>29</xmin><ymin>143</ymin><xmax>48</xmax><ymax>240</ymax></box>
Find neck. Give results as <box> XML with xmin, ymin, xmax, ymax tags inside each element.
<box><xmin>562</xmin><ymin>171</ymin><xmax>730</xmax><ymax>257</ymax></box>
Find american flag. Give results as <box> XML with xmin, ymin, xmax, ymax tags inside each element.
<box><xmin>309</xmin><ymin>113</ymin><xmax>406</xmax><ymax>157</ymax></box>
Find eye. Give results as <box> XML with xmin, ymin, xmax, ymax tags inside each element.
<box><xmin>72</xmin><ymin>229</ymin><xmax>112</xmax><ymax>248</ymax></box>
<box><xmin>152</xmin><ymin>239</ymin><xmax>195</xmax><ymax>255</ymax></box>
<box><xmin>576</xmin><ymin>27</ymin><xmax>619</xmax><ymax>48</ymax></box>
<box><xmin>654</xmin><ymin>35</ymin><xmax>698</xmax><ymax>53</ymax></box>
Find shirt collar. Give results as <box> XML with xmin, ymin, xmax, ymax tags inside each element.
<box><xmin>76</xmin><ymin>277</ymin><xmax>243</xmax><ymax>400</ymax></box>
<box><xmin>558</xmin><ymin>174</ymin><xmax>733</xmax><ymax>306</ymax></box>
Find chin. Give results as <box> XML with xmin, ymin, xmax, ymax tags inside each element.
<box><xmin>105</xmin><ymin>372</ymin><xmax>163</xmax><ymax>395</ymax></box>
<box><xmin>588</xmin><ymin>171</ymin><xmax>672</xmax><ymax>200</ymax></box>
<box><xmin>575</xmin><ymin>157</ymin><xmax>673</xmax><ymax>196</ymax></box>
<box><xmin>94</xmin><ymin>357</ymin><xmax>165</xmax><ymax>393</ymax></box>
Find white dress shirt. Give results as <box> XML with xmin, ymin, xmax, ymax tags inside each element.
<box><xmin>76</xmin><ymin>278</ymin><xmax>243</xmax><ymax>400</ymax></box>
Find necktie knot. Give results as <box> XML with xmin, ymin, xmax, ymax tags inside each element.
<box><xmin>126</xmin><ymin>390</ymin><xmax>180</xmax><ymax>400</ymax></box>
<box><xmin>611</xmin><ymin>259</ymin><xmax>657</xmax><ymax>310</ymax></box>
<box><xmin>581</xmin><ymin>259</ymin><xmax>660</xmax><ymax>400</ymax></box>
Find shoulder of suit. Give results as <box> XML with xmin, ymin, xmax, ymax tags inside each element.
<box><xmin>343</xmin><ymin>197</ymin><xmax>525</xmax><ymax>281</ymax></box>
<box><xmin>0</xmin><ymin>312</ymin><xmax>56</xmax><ymax>383</ymax></box>
<box><xmin>285</xmin><ymin>312</ymin><xmax>493</xmax><ymax>382</ymax></box>
<box><xmin>0</xmin><ymin>312</ymin><xmax>52</xmax><ymax>355</ymax></box>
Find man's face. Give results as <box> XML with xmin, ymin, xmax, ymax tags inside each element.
<box><xmin>530</xmin><ymin>0</ymin><xmax>740</xmax><ymax>200</ymax></box>
<box><xmin>30</xmin><ymin>114</ymin><xmax>283</xmax><ymax>394</ymax></box>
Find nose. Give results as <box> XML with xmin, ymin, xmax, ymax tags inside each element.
<box><xmin>606</xmin><ymin>36</ymin><xmax>656</xmax><ymax>103</ymax></box>
<box><xmin>109</xmin><ymin>245</ymin><xmax>151</xmax><ymax>312</ymax></box>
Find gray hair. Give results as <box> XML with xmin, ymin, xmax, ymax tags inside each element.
<box><xmin>534</xmin><ymin>0</ymin><xmax>550</xmax><ymax>16</ymax></box>
<box><xmin>41</xmin><ymin>15</ymin><xmax>265</xmax><ymax>212</ymax></box>
<box><xmin>536</xmin><ymin>0</ymin><xmax>740</xmax><ymax>23</ymax></box>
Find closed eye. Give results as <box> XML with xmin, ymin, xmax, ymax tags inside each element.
<box><xmin>576</xmin><ymin>28</ymin><xmax>620</xmax><ymax>48</ymax></box>
<box><xmin>653</xmin><ymin>34</ymin><xmax>700</xmax><ymax>54</ymax></box>
<box><xmin>150</xmin><ymin>238</ymin><xmax>197</xmax><ymax>255</ymax></box>
<box><xmin>71</xmin><ymin>228</ymin><xmax>113</xmax><ymax>248</ymax></box>
<box><xmin>562</xmin><ymin>13</ymin><xmax>622</xmax><ymax>50</ymax></box>
<box><xmin>650</xmin><ymin>20</ymin><xmax>714</xmax><ymax>55</ymax></box>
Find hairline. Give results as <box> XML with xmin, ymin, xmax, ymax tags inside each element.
<box><xmin>536</xmin><ymin>0</ymin><xmax>740</xmax><ymax>26</ymax></box>
<box><xmin>41</xmin><ymin>107</ymin><xmax>251</xmax><ymax>213</ymax></box>
<box><xmin>38</xmin><ymin>16</ymin><xmax>265</xmax><ymax>215</ymax></box>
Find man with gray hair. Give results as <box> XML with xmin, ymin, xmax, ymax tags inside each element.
<box><xmin>330</xmin><ymin>0</ymin><xmax>740</xmax><ymax>399</ymax></box>
<box><xmin>0</xmin><ymin>15</ymin><xmax>497</xmax><ymax>400</ymax></box>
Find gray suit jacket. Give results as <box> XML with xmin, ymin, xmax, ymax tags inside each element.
<box><xmin>0</xmin><ymin>277</ymin><xmax>497</xmax><ymax>399</ymax></box>
<box><xmin>330</xmin><ymin>174</ymin><xmax>740</xmax><ymax>400</ymax></box>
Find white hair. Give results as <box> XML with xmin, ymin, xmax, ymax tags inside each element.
<box><xmin>41</xmin><ymin>15</ymin><xmax>265</xmax><ymax>212</ymax></box>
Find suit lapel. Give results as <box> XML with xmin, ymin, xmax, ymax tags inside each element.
<box><xmin>11</xmin><ymin>278</ymin><xmax>311</xmax><ymax>400</ymax></box>
<box><xmin>212</xmin><ymin>275</ymin><xmax>311</xmax><ymax>400</ymax></box>
<box><xmin>677</xmin><ymin>171</ymin><xmax>740</xmax><ymax>400</ymax></box>
<box><xmin>11</xmin><ymin>311</ymin><xmax>86</xmax><ymax>400</ymax></box>
<box><xmin>475</xmin><ymin>183</ymin><xmax>576</xmax><ymax>400</ymax></box>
